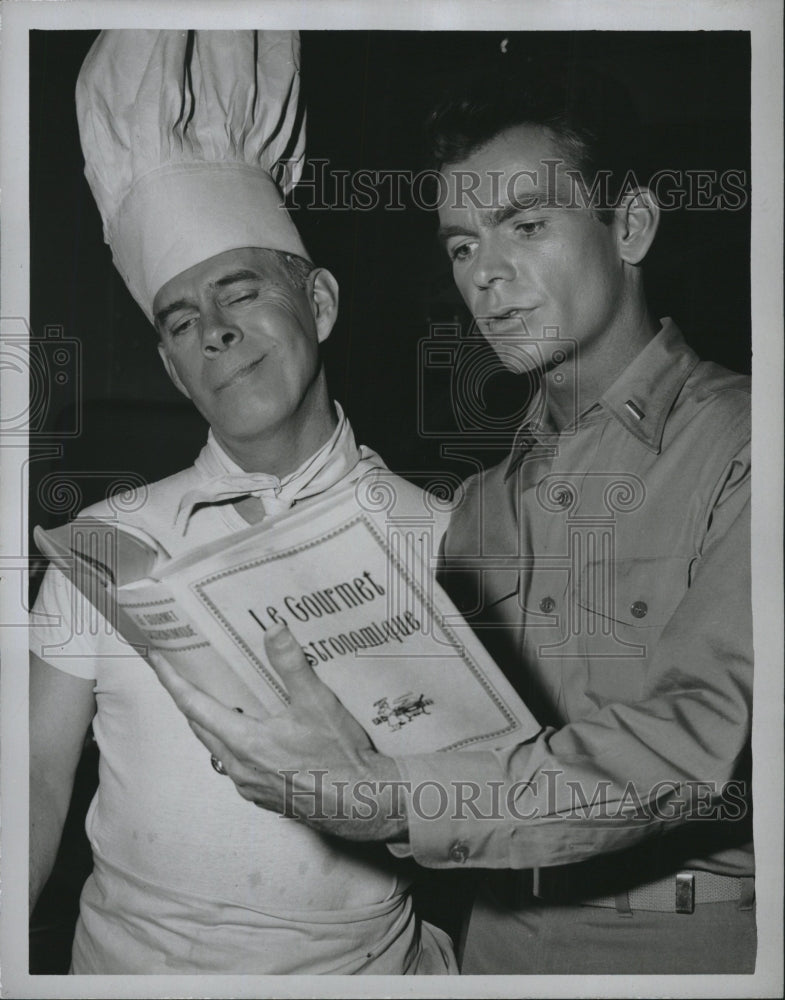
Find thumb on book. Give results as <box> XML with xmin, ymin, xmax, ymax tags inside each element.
<box><xmin>264</xmin><ymin>624</ymin><xmax>317</xmax><ymax>699</ymax></box>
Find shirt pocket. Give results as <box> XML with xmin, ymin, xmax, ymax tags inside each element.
<box><xmin>439</xmin><ymin>567</ymin><xmax>524</xmax><ymax>688</ymax></box>
<box><xmin>481</xmin><ymin>569</ymin><xmax>521</xmax><ymax>618</ymax></box>
<box><xmin>571</xmin><ymin>555</ymin><xmax>690</xmax><ymax>706</ymax></box>
<box><xmin>440</xmin><ymin>564</ymin><xmax>520</xmax><ymax>621</ymax></box>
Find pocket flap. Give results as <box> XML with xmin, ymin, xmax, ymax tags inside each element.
<box><xmin>482</xmin><ymin>569</ymin><xmax>520</xmax><ymax>609</ymax></box>
<box><xmin>575</xmin><ymin>556</ymin><xmax>689</xmax><ymax>628</ymax></box>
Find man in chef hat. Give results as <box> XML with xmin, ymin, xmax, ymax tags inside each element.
<box><xmin>29</xmin><ymin>30</ymin><xmax>456</xmax><ymax>975</ymax></box>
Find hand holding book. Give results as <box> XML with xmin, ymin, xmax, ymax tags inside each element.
<box><xmin>148</xmin><ymin>624</ymin><xmax>410</xmax><ymax>842</ymax></box>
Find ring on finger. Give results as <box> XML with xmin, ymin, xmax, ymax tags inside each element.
<box><xmin>210</xmin><ymin>755</ymin><xmax>228</xmax><ymax>775</ymax></box>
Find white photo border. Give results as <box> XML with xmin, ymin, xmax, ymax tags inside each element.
<box><xmin>1</xmin><ymin>1</ymin><xmax>782</xmax><ymax>997</ymax></box>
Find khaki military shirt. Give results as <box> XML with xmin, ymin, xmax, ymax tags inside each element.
<box><xmin>396</xmin><ymin>320</ymin><xmax>752</xmax><ymax>877</ymax></box>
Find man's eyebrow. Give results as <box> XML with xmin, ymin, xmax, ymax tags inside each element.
<box><xmin>437</xmin><ymin>223</ymin><xmax>476</xmax><ymax>246</ymax></box>
<box><xmin>155</xmin><ymin>299</ymin><xmax>191</xmax><ymax>327</ymax></box>
<box><xmin>212</xmin><ymin>269</ymin><xmax>265</xmax><ymax>289</ymax></box>
<box><xmin>437</xmin><ymin>192</ymin><xmax>551</xmax><ymax>246</ymax></box>
<box><xmin>485</xmin><ymin>194</ymin><xmax>548</xmax><ymax>229</ymax></box>
<box><xmin>155</xmin><ymin>270</ymin><xmax>266</xmax><ymax>326</ymax></box>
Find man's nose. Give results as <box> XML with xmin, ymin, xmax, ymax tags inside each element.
<box><xmin>201</xmin><ymin>306</ymin><xmax>243</xmax><ymax>355</ymax></box>
<box><xmin>471</xmin><ymin>236</ymin><xmax>516</xmax><ymax>289</ymax></box>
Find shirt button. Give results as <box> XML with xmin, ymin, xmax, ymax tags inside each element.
<box><xmin>539</xmin><ymin>596</ymin><xmax>555</xmax><ymax>614</ymax></box>
<box><xmin>448</xmin><ymin>840</ymin><xmax>470</xmax><ymax>864</ymax></box>
<box><xmin>631</xmin><ymin>601</ymin><xmax>648</xmax><ymax>619</ymax></box>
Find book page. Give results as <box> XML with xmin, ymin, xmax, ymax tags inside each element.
<box><xmin>163</xmin><ymin>498</ymin><xmax>539</xmax><ymax>754</ymax></box>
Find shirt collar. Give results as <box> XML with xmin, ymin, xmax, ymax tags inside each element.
<box><xmin>504</xmin><ymin>319</ymin><xmax>700</xmax><ymax>478</ymax></box>
<box><xmin>598</xmin><ymin>318</ymin><xmax>700</xmax><ymax>453</ymax></box>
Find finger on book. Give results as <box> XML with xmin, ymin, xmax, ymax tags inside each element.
<box><xmin>264</xmin><ymin>625</ymin><xmax>322</xmax><ymax>700</ymax></box>
<box><xmin>177</xmin><ymin>681</ymin><xmax>250</xmax><ymax>742</ymax></box>
<box><xmin>145</xmin><ymin>647</ymin><xmax>197</xmax><ymax>703</ymax></box>
<box><xmin>147</xmin><ymin>649</ymin><xmax>248</xmax><ymax>738</ymax></box>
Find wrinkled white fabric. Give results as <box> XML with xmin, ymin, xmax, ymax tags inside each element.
<box><xmin>175</xmin><ymin>403</ymin><xmax>372</xmax><ymax>533</ymax></box>
<box><xmin>31</xmin><ymin>413</ymin><xmax>455</xmax><ymax>974</ymax></box>
<box><xmin>76</xmin><ymin>31</ymin><xmax>307</xmax><ymax>318</ymax></box>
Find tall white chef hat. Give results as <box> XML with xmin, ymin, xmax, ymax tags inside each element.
<box><xmin>76</xmin><ymin>30</ymin><xmax>308</xmax><ymax>322</ymax></box>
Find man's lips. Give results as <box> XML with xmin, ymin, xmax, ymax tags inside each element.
<box><xmin>480</xmin><ymin>307</ymin><xmax>536</xmax><ymax>333</ymax></box>
<box><xmin>215</xmin><ymin>355</ymin><xmax>266</xmax><ymax>390</ymax></box>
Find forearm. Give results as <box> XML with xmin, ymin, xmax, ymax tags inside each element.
<box><xmin>29</xmin><ymin>769</ymin><xmax>73</xmax><ymax>915</ymax></box>
<box><xmin>395</xmin><ymin>696</ymin><xmax>749</xmax><ymax>871</ymax></box>
<box><xmin>281</xmin><ymin>748</ymin><xmax>410</xmax><ymax>842</ymax></box>
<box><xmin>28</xmin><ymin>640</ymin><xmax>97</xmax><ymax>914</ymax></box>
<box><xmin>399</xmin><ymin>495</ymin><xmax>753</xmax><ymax>869</ymax></box>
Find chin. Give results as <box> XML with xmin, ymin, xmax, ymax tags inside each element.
<box><xmin>493</xmin><ymin>346</ymin><xmax>547</xmax><ymax>376</ymax></box>
<box><xmin>209</xmin><ymin>404</ymin><xmax>284</xmax><ymax>442</ymax></box>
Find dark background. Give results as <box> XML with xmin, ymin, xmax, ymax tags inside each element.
<box><xmin>28</xmin><ymin>28</ymin><xmax>750</xmax><ymax>972</ymax></box>
<box><xmin>29</xmin><ymin>30</ymin><xmax>751</xmax><ymax>546</ymax></box>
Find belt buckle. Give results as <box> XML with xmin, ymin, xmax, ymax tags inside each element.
<box><xmin>675</xmin><ymin>872</ymin><xmax>695</xmax><ymax>914</ymax></box>
<box><xmin>532</xmin><ymin>867</ymin><xmax>542</xmax><ymax>898</ymax></box>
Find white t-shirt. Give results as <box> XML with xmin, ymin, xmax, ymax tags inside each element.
<box><xmin>31</xmin><ymin>422</ymin><xmax>454</xmax><ymax>974</ymax></box>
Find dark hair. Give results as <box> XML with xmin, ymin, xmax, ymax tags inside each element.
<box><xmin>425</xmin><ymin>60</ymin><xmax>643</xmax><ymax>221</ymax></box>
<box><xmin>265</xmin><ymin>249</ymin><xmax>315</xmax><ymax>289</ymax></box>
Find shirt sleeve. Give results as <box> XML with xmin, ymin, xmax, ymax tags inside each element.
<box><xmin>30</xmin><ymin>563</ymin><xmax>132</xmax><ymax>679</ymax></box>
<box><xmin>395</xmin><ymin>444</ymin><xmax>751</xmax><ymax>870</ymax></box>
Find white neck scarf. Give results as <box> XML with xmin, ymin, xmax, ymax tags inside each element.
<box><xmin>175</xmin><ymin>403</ymin><xmax>370</xmax><ymax>534</ymax></box>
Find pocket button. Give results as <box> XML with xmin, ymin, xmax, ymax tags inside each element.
<box><xmin>449</xmin><ymin>841</ymin><xmax>470</xmax><ymax>864</ymax></box>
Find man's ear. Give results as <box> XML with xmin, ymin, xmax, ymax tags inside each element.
<box><xmin>306</xmin><ymin>267</ymin><xmax>339</xmax><ymax>344</ymax></box>
<box><xmin>615</xmin><ymin>187</ymin><xmax>660</xmax><ymax>266</ymax></box>
<box><xmin>157</xmin><ymin>341</ymin><xmax>191</xmax><ymax>399</ymax></box>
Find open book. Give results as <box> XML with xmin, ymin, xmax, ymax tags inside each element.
<box><xmin>34</xmin><ymin>484</ymin><xmax>538</xmax><ymax>756</ymax></box>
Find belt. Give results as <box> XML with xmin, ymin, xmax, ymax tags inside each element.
<box><xmin>533</xmin><ymin>867</ymin><xmax>755</xmax><ymax>915</ymax></box>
